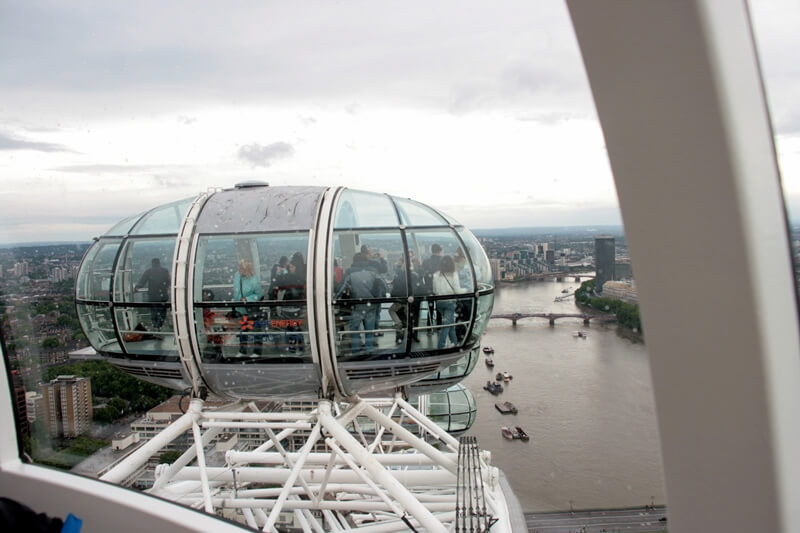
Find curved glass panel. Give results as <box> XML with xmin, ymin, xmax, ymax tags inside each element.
<box><xmin>440</xmin><ymin>348</ymin><xmax>479</xmax><ymax>380</ymax></box>
<box><xmin>332</xmin><ymin>230</ymin><xmax>401</xmax><ymax>359</ymax></box>
<box><xmin>403</xmin><ymin>229</ymin><xmax>473</xmax><ymax>351</ymax></box>
<box><xmin>458</xmin><ymin>228</ymin><xmax>494</xmax><ymax>290</ymax></box>
<box><xmin>413</xmin><ymin>347</ymin><xmax>480</xmax><ymax>391</ymax></box>
<box><xmin>333</xmin><ymin>189</ymin><xmax>399</xmax><ymax>228</ymax></box>
<box><xmin>76</xmin><ymin>239</ymin><xmax>121</xmax><ymax>301</ymax></box>
<box><xmin>426</xmin><ymin>384</ymin><xmax>476</xmax><ymax>433</ymax></box>
<box><xmin>468</xmin><ymin>293</ymin><xmax>494</xmax><ymax>345</ymax></box>
<box><xmin>76</xmin><ymin>303</ymin><xmax>118</xmax><ymax>353</ymax></box>
<box><xmin>437</xmin><ymin>208</ymin><xmax>461</xmax><ymax>226</ymax></box>
<box><xmin>392</xmin><ymin>197</ymin><xmax>448</xmax><ymax>227</ymax></box>
<box><xmin>114</xmin><ymin>238</ymin><xmax>176</xmax><ymax>303</ymax></box>
<box><xmin>194</xmin><ymin>233</ymin><xmax>311</xmax><ymax>362</ymax></box>
<box><xmin>131</xmin><ymin>197</ymin><xmax>193</xmax><ymax>235</ymax></box>
<box><xmin>104</xmin><ymin>212</ymin><xmax>143</xmax><ymax>236</ymax></box>
<box><xmin>116</xmin><ymin>308</ymin><xmax>177</xmax><ymax>358</ymax></box>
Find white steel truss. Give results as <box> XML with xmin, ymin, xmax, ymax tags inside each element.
<box><xmin>101</xmin><ymin>395</ymin><xmax>512</xmax><ymax>532</ymax></box>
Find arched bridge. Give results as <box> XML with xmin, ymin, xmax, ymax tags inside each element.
<box><xmin>490</xmin><ymin>312</ymin><xmax>617</xmax><ymax>327</ymax></box>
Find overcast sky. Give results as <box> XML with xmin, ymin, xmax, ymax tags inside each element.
<box><xmin>0</xmin><ymin>1</ymin><xmax>798</xmax><ymax>244</ymax></box>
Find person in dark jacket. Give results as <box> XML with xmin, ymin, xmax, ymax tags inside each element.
<box><xmin>135</xmin><ymin>258</ymin><xmax>170</xmax><ymax>329</ymax></box>
<box><xmin>389</xmin><ymin>257</ymin><xmax>421</xmax><ymax>343</ymax></box>
<box><xmin>420</xmin><ymin>243</ymin><xmax>443</xmax><ymax>335</ymax></box>
<box><xmin>335</xmin><ymin>252</ymin><xmax>386</xmax><ymax>351</ymax></box>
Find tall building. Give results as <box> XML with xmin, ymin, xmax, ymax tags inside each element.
<box><xmin>489</xmin><ymin>258</ymin><xmax>502</xmax><ymax>281</ymax></box>
<box><xmin>25</xmin><ymin>391</ymin><xmax>44</xmax><ymax>423</ymax></box>
<box><xmin>594</xmin><ymin>235</ymin><xmax>616</xmax><ymax>291</ymax></box>
<box><xmin>42</xmin><ymin>375</ymin><xmax>93</xmax><ymax>438</ymax></box>
<box><xmin>10</xmin><ymin>371</ymin><xmax>29</xmax><ymax>438</ymax></box>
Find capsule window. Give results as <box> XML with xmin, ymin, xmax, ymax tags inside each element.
<box><xmin>193</xmin><ymin>232</ymin><xmax>311</xmax><ymax>362</ymax></box>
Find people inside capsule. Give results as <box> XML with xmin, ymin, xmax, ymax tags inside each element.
<box><xmin>274</xmin><ymin>252</ymin><xmax>307</xmax><ymax>353</ymax></box>
<box><xmin>421</xmin><ymin>244</ymin><xmax>444</xmax><ymax>335</ymax></box>
<box><xmin>135</xmin><ymin>257</ymin><xmax>170</xmax><ymax>330</ymax></box>
<box><xmin>454</xmin><ymin>249</ymin><xmax>473</xmax><ymax>340</ymax></box>
<box><xmin>335</xmin><ymin>252</ymin><xmax>388</xmax><ymax>351</ymax></box>
<box><xmin>433</xmin><ymin>255</ymin><xmax>463</xmax><ymax>349</ymax></box>
<box><xmin>389</xmin><ymin>256</ymin><xmax>421</xmax><ymax>344</ymax></box>
<box><xmin>233</xmin><ymin>259</ymin><xmax>263</xmax><ymax>355</ymax></box>
<box><xmin>202</xmin><ymin>289</ymin><xmax>224</xmax><ymax>360</ymax></box>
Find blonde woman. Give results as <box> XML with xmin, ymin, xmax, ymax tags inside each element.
<box><xmin>233</xmin><ymin>259</ymin><xmax>263</xmax><ymax>315</ymax></box>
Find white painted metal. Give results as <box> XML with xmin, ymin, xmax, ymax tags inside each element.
<box><xmin>567</xmin><ymin>1</ymin><xmax>800</xmax><ymax>532</ymax></box>
<box><xmin>100</xmin><ymin>394</ymin><xmax>510</xmax><ymax>531</ymax></box>
<box><xmin>171</xmin><ymin>192</ymin><xmax>211</xmax><ymax>394</ymax></box>
<box><xmin>101</xmin><ymin>405</ymin><xmax>196</xmax><ymax>485</ymax></box>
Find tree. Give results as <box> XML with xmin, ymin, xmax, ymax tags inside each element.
<box><xmin>158</xmin><ymin>450</ymin><xmax>183</xmax><ymax>464</ymax></box>
<box><xmin>41</xmin><ymin>337</ymin><xmax>60</xmax><ymax>349</ymax></box>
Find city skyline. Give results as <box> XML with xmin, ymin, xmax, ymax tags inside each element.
<box><xmin>1</xmin><ymin>1</ymin><xmax>798</xmax><ymax>245</ymax></box>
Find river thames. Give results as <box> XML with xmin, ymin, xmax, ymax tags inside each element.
<box><xmin>462</xmin><ymin>279</ymin><xmax>666</xmax><ymax>512</ymax></box>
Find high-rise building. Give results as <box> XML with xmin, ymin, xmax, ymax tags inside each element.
<box><xmin>489</xmin><ymin>258</ymin><xmax>501</xmax><ymax>281</ymax></box>
<box><xmin>25</xmin><ymin>391</ymin><xmax>44</xmax><ymax>423</ymax></box>
<box><xmin>594</xmin><ymin>235</ymin><xmax>616</xmax><ymax>291</ymax></box>
<box><xmin>42</xmin><ymin>375</ymin><xmax>93</xmax><ymax>437</ymax></box>
<box><xmin>10</xmin><ymin>371</ymin><xmax>29</xmax><ymax>437</ymax></box>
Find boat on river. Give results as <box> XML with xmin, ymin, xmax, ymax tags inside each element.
<box><xmin>574</xmin><ymin>331</ymin><xmax>588</xmax><ymax>338</ymax></box>
<box><xmin>495</xmin><ymin>401</ymin><xmax>518</xmax><ymax>415</ymax></box>
<box><xmin>485</xmin><ymin>357</ymin><xmax>495</xmax><ymax>368</ymax></box>
<box><xmin>501</xmin><ymin>426</ymin><xmax>516</xmax><ymax>440</ymax></box>
<box><xmin>501</xmin><ymin>425</ymin><xmax>530</xmax><ymax>441</ymax></box>
<box><xmin>483</xmin><ymin>346</ymin><xmax>494</xmax><ymax>354</ymax></box>
<box><xmin>484</xmin><ymin>381</ymin><xmax>503</xmax><ymax>395</ymax></box>
<box><xmin>496</xmin><ymin>371</ymin><xmax>512</xmax><ymax>382</ymax></box>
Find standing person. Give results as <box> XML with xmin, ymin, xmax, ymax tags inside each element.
<box><xmin>421</xmin><ymin>243</ymin><xmax>443</xmax><ymax>335</ymax></box>
<box><xmin>360</xmin><ymin>244</ymin><xmax>388</xmax><ymax>334</ymax></box>
<box><xmin>233</xmin><ymin>259</ymin><xmax>263</xmax><ymax>355</ymax></box>
<box><xmin>335</xmin><ymin>252</ymin><xmax>386</xmax><ymax>351</ymax></box>
<box><xmin>454</xmin><ymin>248</ymin><xmax>473</xmax><ymax>339</ymax></box>
<box><xmin>333</xmin><ymin>259</ymin><xmax>344</xmax><ymax>288</ymax></box>
<box><xmin>360</xmin><ymin>244</ymin><xmax>388</xmax><ymax>274</ymax></box>
<box><xmin>201</xmin><ymin>289</ymin><xmax>223</xmax><ymax>360</ymax></box>
<box><xmin>433</xmin><ymin>255</ymin><xmax>462</xmax><ymax>349</ymax></box>
<box><xmin>388</xmin><ymin>258</ymin><xmax>421</xmax><ymax>344</ymax></box>
<box><xmin>278</xmin><ymin>252</ymin><xmax>307</xmax><ymax>352</ymax></box>
<box><xmin>135</xmin><ymin>258</ymin><xmax>170</xmax><ymax>330</ymax></box>
<box><xmin>269</xmin><ymin>256</ymin><xmax>289</xmax><ymax>297</ymax></box>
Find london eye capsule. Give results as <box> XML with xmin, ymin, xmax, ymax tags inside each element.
<box><xmin>76</xmin><ymin>183</ymin><xmax>494</xmax><ymax>401</ymax></box>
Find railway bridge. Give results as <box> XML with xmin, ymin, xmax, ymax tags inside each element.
<box><xmin>490</xmin><ymin>312</ymin><xmax>617</xmax><ymax>327</ymax></box>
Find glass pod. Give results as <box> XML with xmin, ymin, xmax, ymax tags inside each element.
<box><xmin>76</xmin><ymin>183</ymin><xmax>494</xmax><ymax>400</ymax></box>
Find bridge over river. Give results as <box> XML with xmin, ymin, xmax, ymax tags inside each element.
<box><xmin>491</xmin><ymin>312</ymin><xmax>617</xmax><ymax>327</ymax></box>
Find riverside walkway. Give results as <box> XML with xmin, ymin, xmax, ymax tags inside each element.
<box><xmin>525</xmin><ymin>506</ymin><xmax>667</xmax><ymax>532</ymax></box>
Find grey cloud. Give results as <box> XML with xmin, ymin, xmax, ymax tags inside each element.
<box><xmin>0</xmin><ymin>2</ymin><xmax>588</xmax><ymax>116</ymax></box>
<box><xmin>0</xmin><ymin>132</ymin><xmax>72</xmax><ymax>152</ymax></box>
<box><xmin>238</xmin><ymin>142</ymin><xmax>295</xmax><ymax>167</ymax></box>
<box><xmin>53</xmin><ymin>164</ymin><xmax>156</xmax><ymax>173</ymax></box>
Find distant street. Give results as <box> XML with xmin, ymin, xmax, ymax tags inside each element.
<box><xmin>525</xmin><ymin>507</ymin><xmax>667</xmax><ymax>533</ymax></box>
